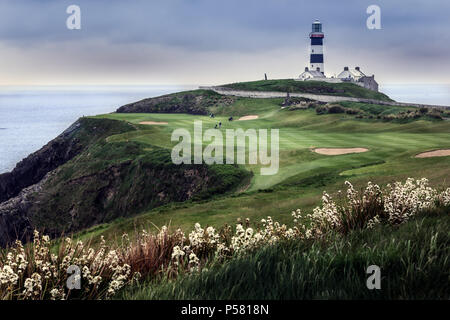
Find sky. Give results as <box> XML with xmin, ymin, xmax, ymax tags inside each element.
<box><xmin>0</xmin><ymin>0</ymin><xmax>449</xmax><ymax>86</ymax></box>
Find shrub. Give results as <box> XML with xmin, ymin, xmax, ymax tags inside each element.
<box><xmin>0</xmin><ymin>227</ymin><xmax>184</xmax><ymax>300</ymax></box>
<box><xmin>315</xmin><ymin>106</ymin><xmax>329</xmax><ymax>114</ymax></box>
<box><xmin>327</xmin><ymin>105</ymin><xmax>346</xmax><ymax>114</ymax></box>
<box><xmin>1</xmin><ymin>178</ymin><xmax>448</xmax><ymax>300</ymax></box>
<box><xmin>345</xmin><ymin>108</ymin><xmax>359</xmax><ymax>115</ymax></box>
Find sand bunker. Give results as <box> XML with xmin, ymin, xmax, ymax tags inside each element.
<box><xmin>238</xmin><ymin>115</ymin><xmax>259</xmax><ymax>121</ymax></box>
<box><xmin>139</xmin><ymin>121</ymin><xmax>168</xmax><ymax>125</ymax></box>
<box><xmin>313</xmin><ymin>148</ymin><xmax>369</xmax><ymax>156</ymax></box>
<box><xmin>415</xmin><ymin>149</ymin><xmax>450</xmax><ymax>158</ymax></box>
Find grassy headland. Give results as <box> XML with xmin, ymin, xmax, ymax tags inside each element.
<box><xmin>222</xmin><ymin>79</ymin><xmax>393</xmax><ymax>101</ymax></box>
<box><xmin>1</xmin><ymin>80</ymin><xmax>449</xmax><ymax>300</ymax></box>
<box><xmin>76</xmin><ymin>92</ymin><xmax>450</xmax><ymax>243</ymax></box>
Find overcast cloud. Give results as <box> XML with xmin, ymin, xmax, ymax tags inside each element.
<box><xmin>0</xmin><ymin>0</ymin><xmax>448</xmax><ymax>85</ymax></box>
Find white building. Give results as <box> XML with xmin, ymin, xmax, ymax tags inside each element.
<box><xmin>295</xmin><ymin>20</ymin><xmax>379</xmax><ymax>92</ymax></box>
<box><xmin>337</xmin><ymin>66</ymin><xmax>365</xmax><ymax>81</ymax></box>
<box><xmin>337</xmin><ymin>66</ymin><xmax>379</xmax><ymax>92</ymax></box>
<box><xmin>298</xmin><ymin>67</ymin><xmax>325</xmax><ymax>80</ymax></box>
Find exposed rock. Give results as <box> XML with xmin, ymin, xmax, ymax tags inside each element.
<box><xmin>0</xmin><ymin>117</ymin><xmax>249</xmax><ymax>247</ymax></box>
<box><xmin>0</xmin><ymin>170</ymin><xmax>57</xmax><ymax>246</ymax></box>
<box><xmin>0</xmin><ymin>121</ymin><xmax>83</xmax><ymax>204</ymax></box>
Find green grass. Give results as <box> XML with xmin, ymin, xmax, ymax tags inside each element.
<box><xmin>33</xmin><ymin>87</ymin><xmax>449</xmax><ymax>300</ymax></box>
<box><xmin>338</xmin><ymin>101</ymin><xmax>409</xmax><ymax>115</ymax></box>
<box><xmin>28</xmin><ymin>117</ymin><xmax>251</xmax><ymax>236</ymax></box>
<box><xmin>120</xmin><ymin>211</ymin><xmax>450</xmax><ymax>300</ymax></box>
<box><xmin>222</xmin><ymin>79</ymin><xmax>393</xmax><ymax>101</ymax></box>
<box><xmin>68</xmin><ymin>97</ymin><xmax>450</xmax><ymax>245</ymax></box>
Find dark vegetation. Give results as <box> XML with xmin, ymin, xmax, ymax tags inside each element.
<box><xmin>122</xmin><ymin>207</ymin><xmax>450</xmax><ymax>300</ymax></box>
<box><xmin>0</xmin><ymin>118</ymin><xmax>134</xmax><ymax>203</ymax></box>
<box><xmin>29</xmin><ymin>146</ymin><xmax>247</xmax><ymax>237</ymax></box>
<box><xmin>0</xmin><ymin>118</ymin><xmax>250</xmax><ymax>246</ymax></box>
<box><xmin>116</xmin><ymin>90</ymin><xmax>235</xmax><ymax>115</ymax></box>
<box><xmin>313</xmin><ymin>101</ymin><xmax>449</xmax><ymax>122</ymax></box>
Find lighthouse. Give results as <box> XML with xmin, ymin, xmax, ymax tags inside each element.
<box><xmin>309</xmin><ymin>19</ymin><xmax>324</xmax><ymax>74</ymax></box>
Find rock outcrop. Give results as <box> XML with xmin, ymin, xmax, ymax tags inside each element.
<box><xmin>0</xmin><ymin>121</ymin><xmax>83</xmax><ymax>204</ymax></box>
<box><xmin>0</xmin><ymin>118</ymin><xmax>249</xmax><ymax>247</ymax></box>
<box><xmin>0</xmin><ymin>171</ymin><xmax>56</xmax><ymax>246</ymax></box>
<box><xmin>116</xmin><ymin>90</ymin><xmax>235</xmax><ymax>115</ymax></box>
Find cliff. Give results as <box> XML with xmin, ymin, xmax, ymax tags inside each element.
<box><xmin>0</xmin><ymin>121</ymin><xmax>83</xmax><ymax>203</ymax></box>
<box><xmin>0</xmin><ymin>118</ymin><xmax>249</xmax><ymax>246</ymax></box>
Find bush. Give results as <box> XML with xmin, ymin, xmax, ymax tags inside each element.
<box><xmin>123</xmin><ymin>212</ymin><xmax>450</xmax><ymax>300</ymax></box>
<box><xmin>315</xmin><ymin>105</ymin><xmax>329</xmax><ymax>114</ymax></box>
<box><xmin>2</xmin><ymin>178</ymin><xmax>448</xmax><ymax>300</ymax></box>
<box><xmin>328</xmin><ymin>105</ymin><xmax>346</xmax><ymax>114</ymax></box>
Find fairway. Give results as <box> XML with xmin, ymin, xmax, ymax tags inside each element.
<box><xmin>84</xmin><ymin>97</ymin><xmax>450</xmax><ymax>242</ymax></box>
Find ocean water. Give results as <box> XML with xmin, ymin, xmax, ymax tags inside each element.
<box><xmin>0</xmin><ymin>85</ymin><xmax>195</xmax><ymax>173</ymax></box>
<box><xmin>379</xmin><ymin>84</ymin><xmax>450</xmax><ymax>106</ymax></box>
<box><xmin>0</xmin><ymin>84</ymin><xmax>448</xmax><ymax>174</ymax></box>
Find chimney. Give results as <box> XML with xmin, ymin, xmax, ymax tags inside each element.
<box><xmin>344</xmin><ymin>66</ymin><xmax>349</xmax><ymax>71</ymax></box>
<box><xmin>355</xmin><ymin>66</ymin><xmax>360</xmax><ymax>71</ymax></box>
<box><xmin>305</xmin><ymin>67</ymin><xmax>309</xmax><ymax>71</ymax></box>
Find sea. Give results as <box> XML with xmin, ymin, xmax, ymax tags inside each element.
<box><xmin>0</xmin><ymin>84</ymin><xmax>449</xmax><ymax>174</ymax></box>
<box><xmin>0</xmin><ymin>85</ymin><xmax>196</xmax><ymax>174</ymax></box>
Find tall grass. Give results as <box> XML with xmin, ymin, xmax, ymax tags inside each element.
<box><xmin>1</xmin><ymin>178</ymin><xmax>448</xmax><ymax>299</ymax></box>
<box><xmin>122</xmin><ymin>213</ymin><xmax>449</xmax><ymax>300</ymax></box>
<box><xmin>0</xmin><ymin>228</ymin><xmax>185</xmax><ymax>300</ymax></box>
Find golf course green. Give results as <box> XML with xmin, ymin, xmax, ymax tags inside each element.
<box><xmin>80</xmin><ymin>92</ymin><xmax>450</xmax><ymax>241</ymax></box>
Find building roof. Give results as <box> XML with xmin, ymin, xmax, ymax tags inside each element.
<box><xmin>351</xmin><ymin>68</ymin><xmax>366</xmax><ymax>78</ymax></box>
<box><xmin>337</xmin><ymin>67</ymin><xmax>366</xmax><ymax>80</ymax></box>
<box><xmin>337</xmin><ymin>70</ymin><xmax>353</xmax><ymax>79</ymax></box>
<box><xmin>298</xmin><ymin>70</ymin><xmax>325</xmax><ymax>79</ymax></box>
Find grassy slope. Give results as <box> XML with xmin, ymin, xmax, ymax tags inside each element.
<box><xmin>121</xmin><ymin>211</ymin><xmax>449</xmax><ymax>299</ymax></box>
<box><xmin>338</xmin><ymin>101</ymin><xmax>410</xmax><ymax>115</ymax></box>
<box><xmin>27</xmin><ymin>117</ymin><xmax>250</xmax><ymax>236</ymax></box>
<box><xmin>222</xmin><ymin>79</ymin><xmax>393</xmax><ymax>101</ymax></box>
<box><xmin>75</xmin><ymin>96</ymin><xmax>450</xmax><ymax>244</ymax></box>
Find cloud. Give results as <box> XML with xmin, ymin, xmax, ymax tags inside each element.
<box><xmin>0</xmin><ymin>0</ymin><xmax>448</xmax><ymax>84</ymax></box>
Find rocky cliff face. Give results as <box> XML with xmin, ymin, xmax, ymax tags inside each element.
<box><xmin>0</xmin><ymin>171</ymin><xmax>56</xmax><ymax>246</ymax></box>
<box><xmin>0</xmin><ymin>121</ymin><xmax>84</xmax><ymax>204</ymax></box>
<box><xmin>0</xmin><ymin>118</ymin><xmax>135</xmax><ymax>246</ymax></box>
<box><xmin>0</xmin><ymin>159</ymin><xmax>223</xmax><ymax>246</ymax></box>
<box><xmin>0</xmin><ymin>118</ymin><xmax>249</xmax><ymax>247</ymax></box>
